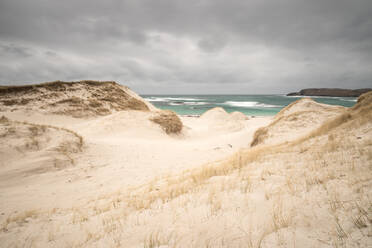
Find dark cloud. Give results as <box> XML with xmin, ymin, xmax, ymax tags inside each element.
<box><xmin>0</xmin><ymin>0</ymin><xmax>371</xmax><ymax>93</ymax></box>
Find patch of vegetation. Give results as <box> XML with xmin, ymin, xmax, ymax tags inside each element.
<box><xmin>1</xmin><ymin>99</ymin><xmax>18</xmax><ymax>106</ymax></box>
<box><xmin>88</xmin><ymin>100</ymin><xmax>103</xmax><ymax>108</ymax></box>
<box><xmin>150</xmin><ymin>110</ymin><xmax>183</xmax><ymax>134</ymax></box>
<box><xmin>56</xmin><ymin>97</ymin><xmax>84</xmax><ymax>105</ymax></box>
<box><xmin>250</xmin><ymin>127</ymin><xmax>268</xmax><ymax>147</ymax></box>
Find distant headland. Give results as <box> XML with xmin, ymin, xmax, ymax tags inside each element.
<box><xmin>287</xmin><ymin>88</ymin><xmax>372</xmax><ymax>97</ymax></box>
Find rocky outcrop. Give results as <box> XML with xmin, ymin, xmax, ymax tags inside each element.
<box><xmin>287</xmin><ymin>88</ymin><xmax>371</xmax><ymax>97</ymax></box>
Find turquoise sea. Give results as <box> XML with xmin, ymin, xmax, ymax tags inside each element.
<box><xmin>141</xmin><ymin>95</ymin><xmax>357</xmax><ymax>116</ymax></box>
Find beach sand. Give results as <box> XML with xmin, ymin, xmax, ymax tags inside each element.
<box><xmin>0</xmin><ymin>81</ymin><xmax>371</xmax><ymax>247</ymax></box>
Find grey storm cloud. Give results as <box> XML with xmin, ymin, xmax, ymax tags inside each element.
<box><xmin>0</xmin><ymin>0</ymin><xmax>371</xmax><ymax>94</ymax></box>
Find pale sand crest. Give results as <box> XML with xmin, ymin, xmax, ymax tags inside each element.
<box><xmin>0</xmin><ymin>82</ymin><xmax>371</xmax><ymax>247</ymax></box>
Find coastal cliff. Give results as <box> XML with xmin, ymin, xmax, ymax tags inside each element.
<box><xmin>287</xmin><ymin>88</ymin><xmax>371</xmax><ymax>97</ymax></box>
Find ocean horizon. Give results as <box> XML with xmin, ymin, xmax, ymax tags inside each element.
<box><xmin>141</xmin><ymin>94</ymin><xmax>357</xmax><ymax>116</ymax></box>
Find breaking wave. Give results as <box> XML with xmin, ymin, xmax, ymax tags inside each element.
<box><xmin>169</xmin><ymin>101</ymin><xmax>208</xmax><ymax>106</ymax></box>
<box><xmin>224</xmin><ymin>101</ymin><xmax>282</xmax><ymax>108</ymax></box>
<box><xmin>144</xmin><ymin>97</ymin><xmax>205</xmax><ymax>102</ymax></box>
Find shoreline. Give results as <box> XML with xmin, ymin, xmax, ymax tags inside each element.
<box><xmin>146</xmin><ymin>94</ymin><xmax>357</xmax><ymax>118</ymax></box>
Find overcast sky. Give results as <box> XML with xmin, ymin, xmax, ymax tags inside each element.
<box><xmin>0</xmin><ymin>0</ymin><xmax>371</xmax><ymax>94</ymax></box>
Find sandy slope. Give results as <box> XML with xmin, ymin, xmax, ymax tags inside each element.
<box><xmin>250</xmin><ymin>98</ymin><xmax>346</xmax><ymax>147</ymax></box>
<box><xmin>0</xmin><ymin>84</ymin><xmax>371</xmax><ymax>248</ymax></box>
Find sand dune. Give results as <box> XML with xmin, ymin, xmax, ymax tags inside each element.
<box><xmin>251</xmin><ymin>98</ymin><xmax>346</xmax><ymax>146</ymax></box>
<box><xmin>0</xmin><ymin>83</ymin><xmax>371</xmax><ymax>247</ymax></box>
<box><xmin>0</xmin><ymin>80</ymin><xmax>154</xmax><ymax>117</ymax></box>
<box><xmin>0</xmin><ymin>116</ymin><xmax>83</xmax><ymax>176</ymax></box>
<box><xmin>195</xmin><ymin>107</ymin><xmax>249</xmax><ymax>134</ymax></box>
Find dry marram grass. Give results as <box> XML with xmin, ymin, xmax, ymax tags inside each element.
<box><xmin>150</xmin><ymin>110</ymin><xmax>183</xmax><ymax>134</ymax></box>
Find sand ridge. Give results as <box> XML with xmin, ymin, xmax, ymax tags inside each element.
<box><xmin>0</xmin><ymin>80</ymin><xmax>153</xmax><ymax>117</ymax></box>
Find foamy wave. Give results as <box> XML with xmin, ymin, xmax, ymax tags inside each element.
<box><xmin>340</xmin><ymin>98</ymin><xmax>357</xmax><ymax>102</ymax></box>
<box><xmin>224</xmin><ymin>101</ymin><xmax>281</xmax><ymax>108</ymax></box>
<box><xmin>144</xmin><ymin>97</ymin><xmax>205</xmax><ymax>102</ymax></box>
<box><xmin>169</xmin><ymin>101</ymin><xmax>208</xmax><ymax>106</ymax></box>
<box><xmin>144</xmin><ymin>97</ymin><xmax>168</xmax><ymax>102</ymax></box>
<box><xmin>165</xmin><ymin>97</ymin><xmax>205</xmax><ymax>101</ymax></box>
<box><xmin>184</xmin><ymin>101</ymin><xmax>207</xmax><ymax>105</ymax></box>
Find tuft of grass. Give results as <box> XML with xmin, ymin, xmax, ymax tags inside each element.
<box><xmin>0</xmin><ymin>126</ymin><xmax>16</xmax><ymax>138</ymax></box>
<box><xmin>334</xmin><ymin>216</ymin><xmax>348</xmax><ymax>245</ymax></box>
<box><xmin>56</xmin><ymin>96</ymin><xmax>84</xmax><ymax>105</ymax></box>
<box><xmin>1</xmin><ymin>99</ymin><xmax>18</xmax><ymax>106</ymax></box>
<box><xmin>0</xmin><ymin>115</ymin><xmax>9</xmax><ymax>123</ymax></box>
<box><xmin>88</xmin><ymin>99</ymin><xmax>103</xmax><ymax>108</ymax></box>
<box><xmin>2</xmin><ymin>210</ymin><xmax>39</xmax><ymax>229</ymax></box>
<box><xmin>352</xmin><ymin>214</ymin><xmax>368</xmax><ymax>229</ymax></box>
<box><xmin>56</xmin><ymin>142</ymin><xmax>76</xmax><ymax>165</ymax></box>
<box><xmin>143</xmin><ymin>231</ymin><xmax>175</xmax><ymax>248</ymax></box>
<box><xmin>58</xmin><ymin>127</ymin><xmax>84</xmax><ymax>152</ymax></box>
<box><xmin>325</xmin><ymin>134</ymin><xmax>339</xmax><ymax>152</ymax></box>
<box><xmin>240</xmin><ymin>175</ymin><xmax>252</xmax><ymax>193</ymax></box>
<box><xmin>71</xmin><ymin>209</ymin><xmax>89</xmax><ymax>224</ymax></box>
<box><xmin>250</xmin><ymin>127</ymin><xmax>268</xmax><ymax>147</ymax></box>
<box><xmin>150</xmin><ymin>110</ymin><xmax>183</xmax><ymax>134</ymax></box>
<box><xmin>25</xmin><ymin>137</ymin><xmax>40</xmax><ymax>150</ymax></box>
<box><xmin>271</xmin><ymin>199</ymin><xmax>291</xmax><ymax>231</ymax></box>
